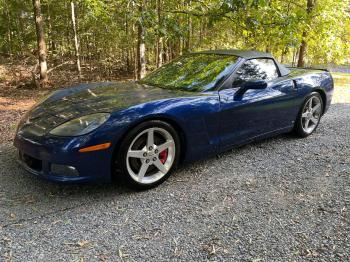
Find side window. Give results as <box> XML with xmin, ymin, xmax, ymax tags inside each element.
<box><xmin>232</xmin><ymin>59</ymin><xmax>279</xmax><ymax>87</ymax></box>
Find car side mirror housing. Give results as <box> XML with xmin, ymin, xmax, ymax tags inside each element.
<box><xmin>242</xmin><ymin>80</ymin><xmax>268</xmax><ymax>90</ymax></box>
<box><xmin>234</xmin><ymin>80</ymin><xmax>268</xmax><ymax>100</ymax></box>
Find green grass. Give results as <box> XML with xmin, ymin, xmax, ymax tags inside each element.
<box><xmin>331</xmin><ymin>72</ymin><xmax>350</xmax><ymax>103</ymax></box>
<box><xmin>332</xmin><ymin>72</ymin><xmax>350</xmax><ymax>88</ymax></box>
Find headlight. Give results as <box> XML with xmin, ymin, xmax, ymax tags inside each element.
<box><xmin>49</xmin><ymin>113</ymin><xmax>110</xmax><ymax>136</ymax></box>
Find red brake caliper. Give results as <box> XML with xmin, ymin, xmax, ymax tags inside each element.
<box><xmin>159</xmin><ymin>149</ymin><xmax>168</xmax><ymax>164</ymax></box>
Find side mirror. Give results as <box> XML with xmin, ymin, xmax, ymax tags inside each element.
<box><xmin>234</xmin><ymin>80</ymin><xmax>267</xmax><ymax>100</ymax></box>
<box><xmin>242</xmin><ymin>80</ymin><xmax>267</xmax><ymax>90</ymax></box>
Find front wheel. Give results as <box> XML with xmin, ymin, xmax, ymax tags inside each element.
<box><xmin>115</xmin><ymin>120</ymin><xmax>181</xmax><ymax>190</ymax></box>
<box><xmin>293</xmin><ymin>92</ymin><xmax>323</xmax><ymax>137</ymax></box>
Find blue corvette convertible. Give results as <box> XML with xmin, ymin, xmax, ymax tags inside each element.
<box><xmin>14</xmin><ymin>50</ymin><xmax>333</xmax><ymax>189</ymax></box>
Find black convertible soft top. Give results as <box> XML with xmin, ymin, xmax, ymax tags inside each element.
<box><xmin>196</xmin><ymin>49</ymin><xmax>290</xmax><ymax>76</ymax></box>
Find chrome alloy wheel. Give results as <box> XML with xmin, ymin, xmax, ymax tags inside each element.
<box><xmin>301</xmin><ymin>96</ymin><xmax>322</xmax><ymax>134</ymax></box>
<box><xmin>126</xmin><ymin>127</ymin><xmax>176</xmax><ymax>184</ymax></box>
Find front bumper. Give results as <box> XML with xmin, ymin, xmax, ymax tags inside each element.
<box><xmin>14</xmin><ymin>133</ymin><xmax>114</xmax><ymax>184</ymax></box>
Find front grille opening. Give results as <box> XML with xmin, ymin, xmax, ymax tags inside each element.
<box><xmin>19</xmin><ymin>152</ymin><xmax>42</xmax><ymax>172</ymax></box>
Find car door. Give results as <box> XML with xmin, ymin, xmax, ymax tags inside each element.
<box><xmin>218</xmin><ymin>58</ymin><xmax>297</xmax><ymax>150</ymax></box>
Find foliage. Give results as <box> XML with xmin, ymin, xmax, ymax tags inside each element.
<box><xmin>0</xmin><ymin>0</ymin><xmax>349</xmax><ymax>76</ymax></box>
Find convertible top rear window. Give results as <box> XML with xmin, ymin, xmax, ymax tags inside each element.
<box><xmin>140</xmin><ymin>54</ymin><xmax>239</xmax><ymax>92</ymax></box>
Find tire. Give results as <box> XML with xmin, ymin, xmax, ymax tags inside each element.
<box><xmin>293</xmin><ymin>92</ymin><xmax>324</xmax><ymax>138</ymax></box>
<box><xmin>114</xmin><ymin>120</ymin><xmax>181</xmax><ymax>190</ymax></box>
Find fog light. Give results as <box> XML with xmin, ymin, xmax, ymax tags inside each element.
<box><xmin>50</xmin><ymin>164</ymin><xmax>79</xmax><ymax>177</ymax></box>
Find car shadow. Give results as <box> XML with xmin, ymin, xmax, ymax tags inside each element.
<box><xmin>0</xmin><ymin>133</ymin><xmax>293</xmax><ymax>198</ymax></box>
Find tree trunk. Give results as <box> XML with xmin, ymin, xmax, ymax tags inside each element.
<box><xmin>137</xmin><ymin>25</ymin><xmax>146</xmax><ymax>79</ymax></box>
<box><xmin>280</xmin><ymin>46</ymin><xmax>289</xmax><ymax>64</ymax></box>
<box><xmin>133</xmin><ymin>21</ymin><xmax>138</xmax><ymax>80</ymax></box>
<box><xmin>4</xmin><ymin>0</ymin><xmax>12</xmax><ymax>55</ymax></box>
<box><xmin>293</xmin><ymin>47</ymin><xmax>299</xmax><ymax>67</ymax></box>
<box><xmin>199</xmin><ymin>18</ymin><xmax>203</xmax><ymax>43</ymax></box>
<box><xmin>137</xmin><ymin>2</ymin><xmax>146</xmax><ymax>79</ymax></box>
<box><xmin>297</xmin><ymin>33</ymin><xmax>307</xmax><ymax>67</ymax></box>
<box><xmin>32</xmin><ymin>0</ymin><xmax>48</xmax><ymax>83</ymax></box>
<box><xmin>165</xmin><ymin>40</ymin><xmax>170</xmax><ymax>62</ymax></box>
<box><xmin>297</xmin><ymin>0</ymin><xmax>316</xmax><ymax>67</ymax></box>
<box><xmin>134</xmin><ymin>44</ymin><xmax>137</xmax><ymax>80</ymax></box>
<box><xmin>65</xmin><ymin>2</ymin><xmax>70</xmax><ymax>58</ymax></box>
<box><xmin>157</xmin><ymin>37</ymin><xmax>163</xmax><ymax>68</ymax></box>
<box><xmin>125</xmin><ymin>13</ymin><xmax>130</xmax><ymax>71</ymax></box>
<box><xmin>18</xmin><ymin>11</ymin><xmax>25</xmax><ymax>55</ymax></box>
<box><xmin>292</xmin><ymin>48</ymin><xmax>296</xmax><ymax>67</ymax></box>
<box><xmin>47</xmin><ymin>3</ymin><xmax>56</xmax><ymax>54</ymax></box>
<box><xmin>162</xmin><ymin>39</ymin><xmax>167</xmax><ymax>63</ymax></box>
<box><xmin>156</xmin><ymin>0</ymin><xmax>163</xmax><ymax>68</ymax></box>
<box><xmin>185</xmin><ymin>0</ymin><xmax>192</xmax><ymax>52</ymax></box>
<box><xmin>71</xmin><ymin>2</ymin><xmax>82</xmax><ymax>78</ymax></box>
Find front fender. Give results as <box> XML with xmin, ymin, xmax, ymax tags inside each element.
<box><xmin>106</xmin><ymin>93</ymin><xmax>221</xmax><ymax>162</ymax></box>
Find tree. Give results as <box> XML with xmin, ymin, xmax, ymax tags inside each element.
<box><xmin>71</xmin><ymin>1</ymin><xmax>82</xmax><ymax>78</ymax></box>
<box><xmin>0</xmin><ymin>0</ymin><xmax>349</xmax><ymax>81</ymax></box>
<box><xmin>156</xmin><ymin>0</ymin><xmax>163</xmax><ymax>68</ymax></box>
<box><xmin>297</xmin><ymin>0</ymin><xmax>316</xmax><ymax>67</ymax></box>
<box><xmin>3</xmin><ymin>0</ymin><xmax>12</xmax><ymax>54</ymax></box>
<box><xmin>32</xmin><ymin>0</ymin><xmax>48</xmax><ymax>83</ymax></box>
<box><xmin>137</xmin><ymin>0</ymin><xmax>146</xmax><ymax>79</ymax></box>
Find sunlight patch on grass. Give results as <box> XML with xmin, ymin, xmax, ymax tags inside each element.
<box><xmin>332</xmin><ymin>72</ymin><xmax>350</xmax><ymax>104</ymax></box>
<box><xmin>333</xmin><ymin>72</ymin><xmax>350</xmax><ymax>87</ymax></box>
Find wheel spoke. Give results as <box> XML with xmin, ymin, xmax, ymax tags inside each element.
<box><xmin>138</xmin><ymin>162</ymin><xmax>149</xmax><ymax>182</ymax></box>
<box><xmin>305</xmin><ymin>119</ymin><xmax>310</xmax><ymax>128</ymax></box>
<box><xmin>312</xmin><ymin>103</ymin><xmax>321</xmax><ymax>113</ymax></box>
<box><xmin>308</xmin><ymin>98</ymin><xmax>313</xmax><ymax>111</ymax></box>
<box><xmin>127</xmin><ymin>150</ymin><xmax>145</xmax><ymax>159</ymax></box>
<box><xmin>302</xmin><ymin>112</ymin><xmax>308</xmax><ymax>118</ymax></box>
<box><xmin>146</xmin><ymin>129</ymin><xmax>154</xmax><ymax>149</ymax></box>
<box><xmin>153</xmin><ymin>159</ymin><xmax>168</xmax><ymax>174</ymax></box>
<box><xmin>310</xmin><ymin>117</ymin><xmax>318</xmax><ymax>124</ymax></box>
<box><xmin>157</xmin><ymin>140</ymin><xmax>174</xmax><ymax>152</ymax></box>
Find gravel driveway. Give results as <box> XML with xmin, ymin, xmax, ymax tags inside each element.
<box><xmin>0</xmin><ymin>102</ymin><xmax>349</xmax><ymax>261</ymax></box>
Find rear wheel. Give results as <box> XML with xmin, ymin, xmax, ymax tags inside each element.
<box><xmin>294</xmin><ymin>92</ymin><xmax>323</xmax><ymax>137</ymax></box>
<box><xmin>115</xmin><ymin>120</ymin><xmax>180</xmax><ymax>190</ymax></box>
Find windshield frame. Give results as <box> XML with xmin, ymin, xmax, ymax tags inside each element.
<box><xmin>139</xmin><ymin>53</ymin><xmax>241</xmax><ymax>92</ymax></box>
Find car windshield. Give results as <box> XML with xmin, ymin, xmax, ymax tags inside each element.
<box><xmin>140</xmin><ymin>53</ymin><xmax>239</xmax><ymax>92</ymax></box>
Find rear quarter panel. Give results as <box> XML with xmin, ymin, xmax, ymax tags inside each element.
<box><xmin>289</xmin><ymin>69</ymin><xmax>334</xmax><ymax>113</ymax></box>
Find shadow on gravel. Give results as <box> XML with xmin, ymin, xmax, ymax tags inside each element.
<box><xmin>0</xmin><ymin>133</ymin><xmax>294</xmax><ymax>204</ymax></box>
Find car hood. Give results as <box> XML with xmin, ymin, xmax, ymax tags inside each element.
<box><xmin>17</xmin><ymin>82</ymin><xmax>193</xmax><ymax>137</ymax></box>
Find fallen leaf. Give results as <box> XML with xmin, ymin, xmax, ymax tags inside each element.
<box><xmin>77</xmin><ymin>240</ymin><xmax>90</xmax><ymax>248</ymax></box>
<box><xmin>118</xmin><ymin>247</ymin><xmax>128</xmax><ymax>259</ymax></box>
